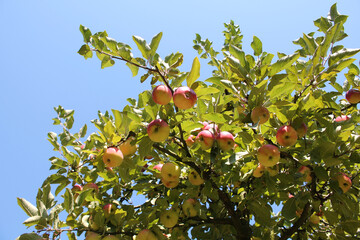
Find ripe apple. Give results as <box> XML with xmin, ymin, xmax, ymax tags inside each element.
<box><xmin>196</xmin><ymin>130</ymin><xmax>215</xmax><ymax>150</ymax></box>
<box><xmin>182</xmin><ymin>199</ymin><xmax>198</xmax><ymax>217</ymax></box>
<box><xmin>298</xmin><ymin>166</ymin><xmax>312</xmax><ymax>182</ymax></box>
<box><xmin>152</xmin><ymin>85</ymin><xmax>173</xmax><ymax>105</ymax></box>
<box><xmin>257</xmin><ymin>144</ymin><xmax>280</xmax><ymax>167</ymax></box>
<box><xmin>85</xmin><ymin>231</ymin><xmax>102</xmax><ymax>240</ymax></box>
<box><xmin>345</xmin><ymin>88</ymin><xmax>360</xmax><ymax>104</ymax></box>
<box><xmin>334</xmin><ymin>115</ymin><xmax>350</xmax><ymax>122</ymax></box>
<box><xmin>309</xmin><ymin>214</ymin><xmax>320</xmax><ymax>224</ymax></box>
<box><xmin>217</xmin><ymin>131</ymin><xmax>235</xmax><ymax>152</ymax></box>
<box><xmin>147</xmin><ymin>119</ymin><xmax>170</xmax><ymax>142</ymax></box>
<box><xmin>136</xmin><ymin>229</ymin><xmax>158</xmax><ymax>240</ymax></box>
<box><xmin>160</xmin><ymin>209</ymin><xmax>179</xmax><ymax>228</ymax></box>
<box><xmin>83</xmin><ymin>183</ymin><xmax>99</xmax><ymax>193</ymax></box>
<box><xmin>72</xmin><ymin>184</ymin><xmax>83</xmax><ymax>193</ymax></box>
<box><xmin>186</xmin><ymin>135</ymin><xmax>195</xmax><ymax>147</ymax></box>
<box><xmin>173</xmin><ymin>86</ymin><xmax>197</xmax><ymax>110</ymax></box>
<box><xmin>103</xmin><ymin>235</ymin><xmax>119</xmax><ymax>240</ymax></box>
<box><xmin>119</xmin><ymin>136</ymin><xmax>137</xmax><ymax>156</ymax></box>
<box><xmin>202</xmin><ymin>122</ymin><xmax>219</xmax><ymax>136</ymax></box>
<box><xmin>161</xmin><ymin>178</ymin><xmax>180</xmax><ymax>188</ymax></box>
<box><xmin>276</xmin><ymin>125</ymin><xmax>298</xmax><ymax>147</ymax></box>
<box><xmin>102</xmin><ymin>147</ymin><xmax>124</xmax><ymax>168</ymax></box>
<box><xmin>161</xmin><ymin>162</ymin><xmax>181</xmax><ymax>181</ymax></box>
<box><xmin>337</xmin><ymin>173</ymin><xmax>352</xmax><ymax>193</ymax></box>
<box><xmin>253</xmin><ymin>163</ymin><xmax>265</xmax><ymax>178</ymax></box>
<box><xmin>103</xmin><ymin>203</ymin><xmax>116</xmax><ymax>218</ymax></box>
<box><xmin>251</xmin><ymin>106</ymin><xmax>270</xmax><ymax>124</ymax></box>
<box><xmin>188</xmin><ymin>170</ymin><xmax>204</xmax><ymax>185</ymax></box>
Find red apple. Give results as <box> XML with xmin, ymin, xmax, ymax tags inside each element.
<box><xmin>173</xmin><ymin>86</ymin><xmax>197</xmax><ymax>110</ymax></box>
<box><xmin>202</xmin><ymin>122</ymin><xmax>219</xmax><ymax>135</ymax></box>
<box><xmin>152</xmin><ymin>85</ymin><xmax>173</xmax><ymax>105</ymax></box>
<box><xmin>102</xmin><ymin>147</ymin><xmax>124</xmax><ymax>168</ymax></box>
<box><xmin>147</xmin><ymin>119</ymin><xmax>170</xmax><ymax>142</ymax></box>
<box><xmin>337</xmin><ymin>173</ymin><xmax>352</xmax><ymax>193</ymax></box>
<box><xmin>196</xmin><ymin>130</ymin><xmax>215</xmax><ymax>150</ymax></box>
<box><xmin>83</xmin><ymin>183</ymin><xmax>99</xmax><ymax>193</ymax></box>
<box><xmin>103</xmin><ymin>203</ymin><xmax>116</xmax><ymax>218</ymax></box>
<box><xmin>136</xmin><ymin>229</ymin><xmax>158</xmax><ymax>240</ymax></box>
<box><xmin>186</xmin><ymin>135</ymin><xmax>195</xmax><ymax>147</ymax></box>
<box><xmin>335</xmin><ymin>115</ymin><xmax>350</xmax><ymax>122</ymax></box>
<box><xmin>119</xmin><ymin>136</ymin><xmax>137</xmax><ymax>156</ymax></box>
<box><xmin>253</xmin><ymin>163</ymin><xmax>265</xmax><ymax>178</ymax></box>
<box><xmin>345</xmin><ymin>88</ymin><xmax>360</xmax><ymax>104</ymax></box>
<box><xmin>298</xmin><ymin>166</ymin><xmax>312</xmax><ymax>182</ymax></box>
<box><xmin>85</xmin><ymin>231</ymin><xmax>102</xmax><ymax>240</ymax></box>
<box><xmin>217</xmin><ymin>131</ymin><xmax>235</xmax><ymax>152</ymax></box>
<box><xmin>257</xmin><ymin>144</ymin><xmax>280</xmax><ymax>167</ymax></box>
<box><xmin>71</xmin><ymin>184</ymin><xmax>83</xmax><ymax>193</ymax></box>
<box><xmin>276</xmin><ymin>125</ymin><xmax>298</xmax><ymax>147</ymax></box>
<box><xmin>251</xmin><ymin>106</ymin><xmax>270</xmax><ymax>124</ymax></box>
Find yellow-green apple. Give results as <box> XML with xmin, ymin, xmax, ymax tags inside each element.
<box><xmin>294</xmin><ymin>122</ymin><xmax>307</xmax><ymax>138</ymax></box>
<box><xmin>182</xmin><ymin>199</ymin><xmax>198</xmax><ymax>217</ymax></box>
<box><xmin>186</xmin><ymin>135</ymin><xmax>195</xmax><ymax>147</ymax></box>
<box><xmin>309</xmin><ymin>214</ymin><xmax>320</xmax><ymax>224</ymax></box>
<box><xmin>136</xmin><ymin>229</ymin><xmax>158</xmax><ymax>240</ymax></box>
<box><xmin>196</xmin><ymin>130</ymin><xmax>215</xmax><ymax>150</ymax></box>
<box><xmin>253</xmin><ymin>163</ymin><xmax>265</xmax><ymax>178</ymax></box>
<box><xmin>173</xmin><ymin>86</ymin><xmax>197</xmax><ymax>110</ymax></box>
<box><xmin>217</xmin><ymin>131</ymin><xmax>235</xmax><ymax>151</ymax></box>
<box><xmin>337</xmin><ymin>173</ymin><xmax>352</xmax><ymax>193</ymax></box>
<box><xmin>345</xmin><ymin>88</ymin><xmax>360</xmax><ymax>104</ymax></box>
<box><xmin>103</xmin><ymin>235</ymin><xmax>119</xmax><ymax>240</ymax></box>
<box><xmin>276</xmin><ymin>125</ymin><xmax>298</xmax><ymax>147</ymax></box>
<box><xmin>161</xmin><ymin>178</ymin><xmax>180</xmax><ymax>188</ymax></box>
<box><xmin>161</xmin><ymin>162</ymin><xmax>181</xmax><ymax>181</ymax></box>
<box><xmin>251</xmin><ymin>106</ymin><xmax>270</xmax><ymax>124</ymax></box>
<box><xmin>188</xmin><ymin>170</ymin><xmax>204</xmax><ymax>185</ymax></box>
<box><xmin>236</xmin><ymin>102</ymin><xmax>246</xmax><ymax>114</ymax></box>
<box><xmin>147</xmin><ymin>119</ymin><xmax>170</xmax><ymax>142</ymax></box>
<box><xmin>103</xmin><ymin>203</ymin><xmax>116</xmax><ymax>218</ymax></box>
<box><xmin>160</xmin><ymin>209</ymin><xmax>179</xmax><ymax>228</ymax></box>
<box><xmin>85</xmin><ymin>231</ymin><xmax>102</xmax><ymax>240</ymax></box>
<box><xmin>102</xmin><ymin>147</ymin><xmax>124</xmax><ymax>168</ymax></box>
<box><xmin>152</xmin><ymin>85</ymin><xmax>173</xmax><ymax>105</ymax></box>
<box><xmin>298</xmin><ymin>166</ymin><xmax>312</xmax><ymax>182</ymax></box>
<box><xmin>83</xmin><ymin>183</ymin><xmax>99</xmax><ymax>193</ymax></box>
<box><xmin>257</xmin><ymin>144</ymin><xmax>280</xmax><ymax>167</ymax></box>
<box><xmin>88</xmin><ymin>215</ymin><xmax>100</xmax><ymax>231</ymax></box>
<box><xmin>119</xmin><ymin>136</ymin><xmax>137</xmax><ymax>156</ymax></box>
<box><xmin>335</xmin><ymin>115</ymin><xmax>350</xmax><ymax>122</ymax></box>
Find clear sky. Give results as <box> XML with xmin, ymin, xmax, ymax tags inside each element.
<box><xmin>1</xmin><ymin>1</ymin><xmax>359</xmax><ymax>239</ymax></box>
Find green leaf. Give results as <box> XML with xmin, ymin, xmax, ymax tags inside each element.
<box><xmin>77</xmin><ymin>44</ymin><xmax>93</xmax><ymax>59</ymax></box>
<box><xmin>281</xmin><ymin>197</ymin><xmax>297</xmax><ymax>220</ymax></box>
<box><xmin>269</xmin><ymin>53</ymin><xmax>300</xmax><ymax>76</ymax></box>
<box><xmin>227</xmin><ymin>56</ymin><xmax>251</xmax><ymax>84</ymax></box>
<box><xmin>328</xmin><ymin>3</ymin><xmax>340</xmax><ymax>21</ymax></box>
<box><xmin>17</xmin><ymin>233</ymin><xmax>43</xmax><ymax>240</ymax></box>
<box><xmin>23</xmin><ymin>215</ymin><xmax>41</xmax><ymax>227</ymax></box>
<box><xmin>327</xmin><ymin>58</ymin><xmax>356</xmax><ymax>73</ymax></box>
<box><xmin>196</xmin><ymin>87</ymin><xmax>220</xmax><ymax>97</ymax></box>
<box><xmin>251</xmin><ymin>36</ymin><xmax>262</xmax><ymax>56</ymax></box>
<box><xmin>63</xmin><ymin>188</ymin><xmax>74</xmax><ymax>213</ymax></box>
<box><xmin>202</xmin><ymin>113</ymin><xmax>226</xmax><ymax>124</ymax></box>
<box><xmin>133</xmin><ymin>35</ymin><xmax>151</xmax><ymax>59</ymax></box>
<box><xmin>112</xmin><ymin>109</ymin><xmax>122</xmax><ymax>130</ymax></box>
<box><xmin>126</xmin><ymin>61</ymin><xmax>139</xmax><ymax>77</ymax></box>
<box><xmin>79</xmin><ymin>25</ymin><xmax>92</xmax><ymax>43</ymax></box>
<box><xmin>17</xmin><ymin>198</ymin><xmax>38</xmax><ymax>217</ymax></box>
<box><xmin>229</xmin><ymin>45</ymin><xmax>246</xmax><ymax>66</ymax></box>
<box><xmin>101</xmin><ymin>55</ymin><xmax>115</xmax><ymax>69</ymax></box>
<box><xmin>186</xmin><ymin>57</ymin><xmax>200</xmax><ymax>87</ymax></box>
<box><xmin>328</xmin><ymin>48</ymin><xmax>360</xmax><ymax>66</ymax></box>
<box><xmin>149</xmin><ymin>32</ymin><xmax>163</xmax><ymax>56</ymax></box>
<box><xmin>79</xmin><ymin>124</ymin><xmax>87</xmax><ymax>138</ymax></box>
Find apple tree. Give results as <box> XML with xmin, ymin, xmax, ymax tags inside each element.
<box><xmin>17</xmin><ymin>4</ymin><xmax>360</xmax><ymax>240</ymax></box>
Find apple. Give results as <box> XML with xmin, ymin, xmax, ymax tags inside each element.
<box><xmin>182</xmin><ymin>199</ymin><xmax>198</xmax><ymax>217</ymax></box>
<box><xmin>103</xmin><ymin>203</ymin><xmax>116</xmax><ymax>218</ymax></box>
<box><xmin>236</xmin><ymin>103</ymin><xmax>246</xmax><ymax>114</ymax></box>
<box><xmin>251</xmin><ymin>106</ymin><xmax>270</xmax><ymax>124</ymax></box>
<box><xmin>298</xmin><ymin>166</ymin><xmax>312</xmax><ymax>182</ymax></box>
<box><xmin>83</xmin><ymin>183</ymin><xmax>99</xmax><ymax>193</ymax></box>
<box><xmin>257</xmin><ymin>144</ymin><xmax>280</xmax><ymax>167</ymax></box>
<box><xmin>276</xmin><ymin>125</ymin><xmax>298</xmax><ymax>147</ymax></box>
<box><xmin>188</xmin><ymin>170</ymin><xmax>204</xmax><ymax>185</ymax></box>
<box><xmin>265</xmin><ymin>165</ymin><xmax>278</xmax><ymax>177</ymax></box>
<box><xmin>309</xmin><ymin>214</ymin><xmax>320</xmax><ymax>224</ymax></box>
<box><xmin>196</xmin><ymin>130</ymin><xmax>215</xmax><ymax>150</ymax></box>
<box><xmin>72</xmin><ymin>184</ymin><xmax>83</xmax><ymax>193</ymax></box>
<box><xmin>337</xmin><ymin>173</ymin><xmax>352</xmax><ymax>193</ymax></box>
<box><xmin>217</xmin><ymin>131</ymin><xmax>235</xmax><ymax>152</ymax></box>
<box><xmin>253</xmin><ymin>163</ymin><xmax>265</xmax><ymax>178</ymax></box>
<box><xmin>173</xmin><ymin>86</ymin><xmax>197</xmax><ymax>110</ymax></box>
<box><xmin>161</xmin><ymin>162</ymin><xmax>181</xmax><ymax>181</ymax></box>
<box><xmin>160</xmin><ymin>209</ymin><xmax>179</xmax><ymax>228</ymax></box>
<box><xmin>152</xmin><ymin>163</ymin><xmax>163</xmax><ymax>178</ymax></box>
<box><xmin>186</xmin><ymin>135</ymin><xmax>195</xmax><ymax>147</ymax></box>
<box><xmin>147</xmin><ymin>119</ymin><xmax>170</xmax><ymax>142</ymax></box>
<box><xmin>85</xmin><ymin>231</ymin><xmax>102</xmax><ymax>240</ymax></box>
<box><xmin>202</xmin><ymin>122</ymin><xmax>219</xmax><ymax>136</ymax></box>
<box><xmin>119</xmin><ymin>136</ymin><xmax>137</xmax><ymax>156</ymax></box>
<box><xmin>136</xmin><ymin>229</ymin><xmax>158</xmax><ymax>240</ymax></box>
<box><xmin>161</xmin><ymin>178</ymin><xmax>180</xmax><ymax>188</ymax></box>
<box><xmin>102</xmin><ymin>147</ymin><xmax>124</xmax><ymax>168</ymax></box>
<box><xmin>103</xmin><ymin>235</ymin><xmax>119</xmax><ymax>240</ymax></box>
<box><xmin>296</xmin><ymin>209</ymin><xmax>303</xmax><ymax>217</ymax></box>
<box><xmin>152</xmin><ymin>85</ymin><xmax>173</xmax><ymax>105</ymax></box>
<box><xmin>335</xmin><ymin>115</ymin><xmax>350</xmax><ymax>122</ymax></box>
<box><xmin>294</xmin><ymin>122</ymin><xmax>307</xmax><ymax>138</ymax></box>
<box><xmin>345</xmin><ymin>88</ymin><xmax>360</xmax><ymax>104</ymax></box>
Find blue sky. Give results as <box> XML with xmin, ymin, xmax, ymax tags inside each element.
<box><xmin>1</xmin><ymin>1</ymin><xmax>359</xmax><ymax>239</ymax></box>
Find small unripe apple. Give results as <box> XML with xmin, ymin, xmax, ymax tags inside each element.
<box><xmin>161</xmin><ymin>178</ymin><xmax>180</xmax><ymax>188</ymax></box>
<box><xmin>253</xmin><ymin>163</ymin><xmax>265</xmax><ymax>178</ymax></box>
<box><xmin>298</xmin><ymin>166</ymin><xmax>312</xmax><ymax>182</ymax></box>
<box><xmin>173</xmin><ymin>86</ymin><xmax>197</xmax><ymax>110</ymax></box>
<box><xmin>186</xmin><ymin>135</ymin><xmax>195</xmax><ymax>147</ymax></box>
<box><xmin>147</xmin><ymin>119</ymin><xmax>170</xmax><ymax>142</ymax></box>
<box><xmin>83</xmin><ymin>183</ymin><xmax>99</xmax><ymax>193</ymax></box>
<box><xmin>136</xmin><ymin>229</ymin><xmax>158</xmax><ymax>240</ymax></box>
<box><xmin>182</xmin><ymin>199</ymin><xmax>198</xmax><ymax>217</ymax></box>
<box><xmin>337</xmin><ymin>173</ymin><xmax>352</xmax><ymax>193</ymax></box>
<box><xmin>161</xmin><ymin>162</ymin><xmax>181</xmax><ymax>182</ymax></box>
<box><xmin>335</xmin><ymin>115</ymin><xmax>350</xmax><ymax>122</ymax></box>
<box><xmin>257</xmin><ymin>144</ymin><xmax>280</xmax><ymax>167</ymax></box>
<box><xmin>102</xmin><ymin>147</ymin><xmax>124</xmax><ymax>168</ymax></box>
<box><xmin>103</xmin><ymin>203</ymin><xmax>116</xmax><ymax>218</ymax></box>
<box><xmin>119</xmin><ymin>137</ymin><xmax>137</xmax><ymax>156</ymax></box>
<box><xmin>251</xmin><ymin>106</ymin><xmax>270</xmax><ymax>124</ymax></box>
<box><xmin>196</xmin><ymin>130</ymin><xmax>215</xmax><ymax>150</ymax></box>
<box><xmin>160</xmin><ymin>209</ymin><xmax>179</xmax><ymax>228</ymax></box>
<box><xmin>276</xmin><ymin>125</ymin><xmax>298</xmax><ymax>147</ymax></box>
<box><xmin>85</xmin><ymin>231</ymin><xmax>102</xmax><ymax>240</ymax></box>
<box><xmin>188</xmin><ymin>170</ymin><xmax>204</xmax><ymax>185</ymax></box>
<box><xmin>345</xmin><ymin>88</ymin><xmax>360</xmax><ymax>104</ymax></box>
<box><xmin>103</xmin><ymin>235</ymin><xmax>119</xmax><ymax>240</ymax></box>
<box><xmin>309</xmin><ymin>214</ymin><xmax>320</xmax><ymax>224</ymax></box>
<box><xmin>152</xmin><ymin>85</ymin><xmax>173</xmax><ymax>105</ymax></box>
<box><xmin>217</xmin><ymin>131</ymin><xmax>235</xmax><ymax>152</ymax></box>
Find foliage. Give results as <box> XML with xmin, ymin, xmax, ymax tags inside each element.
<box><xmin>18</xmin><ymin>4</ymin><xmax>360</xmax><ymax>240</ymax></box>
